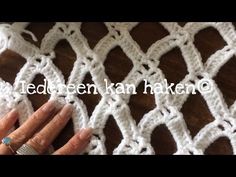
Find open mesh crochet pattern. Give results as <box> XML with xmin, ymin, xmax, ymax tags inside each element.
<box><xmin>0</xmin><ymin>22</ymin><xmax>236</xmax><ymax>155</ymax></box>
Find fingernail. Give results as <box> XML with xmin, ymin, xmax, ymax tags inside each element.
<box><xmin>60</xmin><ymin>104</ymin><xmax>73</xmax><ymax>118</ymax></box>
<box><xmin>79</xmin><ymin>128</ymin><xmax>93</xmax><ymax>140</ymax></box>
<box><xmin>7</xmin><ymin>109</ymin><xmax>18</xmax><ymax>119</ymax></box>
<box><xmin>42</xmin><ymin>100</ymin><xmax>56</xmax><ymax>113</ymax></box>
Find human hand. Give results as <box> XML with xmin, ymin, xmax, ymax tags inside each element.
<box><xmin>0</xmin><ymin>100</ymin><xmax>92</xmax><ymax>155</ymax></box>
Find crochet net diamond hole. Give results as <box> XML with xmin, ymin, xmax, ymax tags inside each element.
<box><xmin>177</xmin><ymin>22</ymin><xmax>187</xmax><ymax>27</ymax></box>
<box><xmin>194</xmin><ymin>27</ymin><xmax>227</xmax><ymax>63</ymax></box>
<box><xmin>181</xmin><ymin>92</ymin><xmax>214</xmax><ymax>138</ymax></box>
<box><xmin>214</xmin><ymin>56</ymin><xmax>236</xmax><ymax>107</ymax></box>
<box><xmin>151</xmin><ymin>124</ymin><xmax>177</xmax><ymax>154</ymax></box>
<box><xmin>159</xmin><ymin>47</ymin><xmax>188</xmax><ymax>87</ymax></box>
<box><xmin>52</xmin><ymin>119</ymin><xmax>74</xmax><ymax>150</ymax></box>
<box><xmin>104</xmin><ymin>46</ymin><xmax>133</xmax><ymax>84</ymax></box>
<box><xmin>0</xmin><ymin>50</ymin><xmax>26</xmax><ymax>85</ymax></box>
<box><xmin>54</xmin><ymin>40</ymin><xmax>76</xmax><ymax>83</ymax></box>
<box><xmin>27</xmin><ymin>74</ymin><xmax>50</xmax><ymax>111</ymax></box>
<box><xmin>81</xmin><ymin>22</ymin><xmax>108</xmax><ymax>49</ymax></box>
<box><xmin>77</xmin><ymin>73</ymin><xmax>101</xmax><ymax>117</ymax></box>
<box><xmin>128</xmin><ymin>81</ymin><xmax>155</xmax><ymax>124</ymax></box>
<box><xmin>22</xmin><ymin>23</ymin><xmax>55</xmax><ymax>47</ymax></box>
<box><xmin>130</xmin><ymin>22</ymin><xmax>169</xmax><ymax>52</ymax></box>
<box><xmin>205</xmin><ymin>137</ymin><xmax>233</xmax><ymax>155</ymax></box>
<box><xmin>104</xmin><ymin>115</ymin><xmax>122</xmax><ymax>154</ymax></box>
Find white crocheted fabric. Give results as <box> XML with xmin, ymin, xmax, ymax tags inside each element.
<box><xmin>0</xmin><ymin>22</ymin><xmax>236</xmax><ymax>155</ymax></box>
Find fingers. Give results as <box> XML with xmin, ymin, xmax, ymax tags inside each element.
<box><xmin>0</xmin><ymin>109</ymin><xmax>18</xmax><ymax>140</ymax></box>
<box><xmin>0</xmin><ymin>100</ymin><xmax>56</xmax><ymax>154</ymax></box>
<box><xmin>0</xmin><ymin>101</ymin><xmax>92</xmax><ymax>155</ymax></box>
<box><xmin>12</xmin><ymin>100</ymin><xmax>56</xmax><ymax>136</ymax></box>
<box><xmin>27</xmin><ymin>104</ymin><xmax>73</xmax><ymax>154</ymax></box>
<box><xmin>53</xmin><ymin>128</ymin><xmax>92</xmax><ymax>155</ymax></box>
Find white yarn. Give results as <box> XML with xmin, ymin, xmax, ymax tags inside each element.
<box><xmin>0</xmin><ymin>22</ymin><xmax>235</xmax><ymax>154</ymax></box>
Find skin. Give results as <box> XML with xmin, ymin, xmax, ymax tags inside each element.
<box><xmin>0</xmin><ymin>100</ymin><xmax>92</xmax><ymax>155</ymax></box>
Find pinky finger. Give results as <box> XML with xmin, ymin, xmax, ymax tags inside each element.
<box><xmin>53</xmin><ymin>128</ymin><xmax>92</xmax><ymax>155</ymax></box>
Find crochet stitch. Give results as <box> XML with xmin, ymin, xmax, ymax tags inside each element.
<box><xmin>0</xmin><ymin>22</ymin><xmax>235</xmax><ymax>154</ymax></box>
